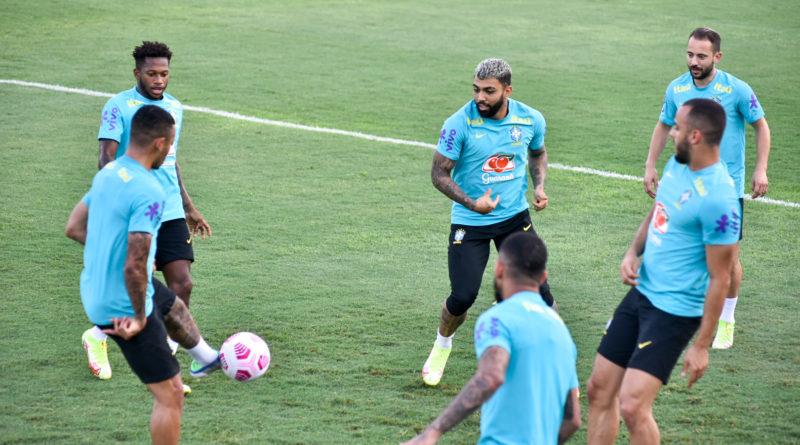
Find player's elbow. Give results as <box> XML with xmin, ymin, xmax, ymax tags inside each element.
<box><xmin>484</xmin><ymin>369</ymin><xmax>505</xmax><ymax>392</ymax></box>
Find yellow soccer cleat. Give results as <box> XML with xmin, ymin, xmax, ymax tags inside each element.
<box><xmin>422</xmin><ymin>343</ymin><xmax>452</xmax><ymax>386</ymax></box>
<box><xmin>712</xmin><ymin>320</ymin><xmax>735</xmax><ymax>349</ymax></box>
<box><xmin>82</xmin><ymin>328</ymin><xmax>111</xmax><ymax>380</ymax></box>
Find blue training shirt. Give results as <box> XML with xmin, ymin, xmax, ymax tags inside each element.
<box><xmin>80</xmin><ymin>156</ymin><xmax>165</xmax><ymax>325</ymax></box>
<box><xmin>637</xmin><ymin>156</ymin><xmax>740</xmax><ymax>317</ymax></box>
<box><xmin>98</xmin><ymin>86</ymin><xmax>185</xmax><ymax>222</ymax></box>
<box><xmin>660</xmin><ymin>69</ymin><xmax>765</xmax><ymax>197</ymax></box>
<box><xmin>436</xmin><ymin>98</ymin><xmax>546</xmax><ymax>225</ymax></box>
<box><xmin>474</xmin><ymin>291</ymin><xmax>579</xmax><ymax>444</ymax></box>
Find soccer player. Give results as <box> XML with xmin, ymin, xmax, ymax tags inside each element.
<box><xmin>643</xmin><ymin>28</ymin><xmax>771</xmax><ymax>349</ymax></box>
<box><xmin>587</xmin><ymin>99</ymin><xmax>740</xmax><ymax>444</ymax></box>
<box><xmin>421</xmin><ymin>58</ymin><xmax>556</xmax><ymax>386</ymax></box>
<box><xmin>82</xmin><ymin>41</ymin><xmax>212</xmax><ymax>379</ymax></box>
<box><xmin>65</xmin><ymin>105</ymin><xmax>220</xmax><ymax>445</ymax></box>
<box><xmin>403</xmin><ymin>232</ymin><xmax>580</xmax><ymax>444</ymax></box>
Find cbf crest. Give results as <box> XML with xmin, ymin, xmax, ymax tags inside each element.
<box><xmin>453</xmin><ymin>228</ymin><xmax>466</xmax><ymax>245</ymax></box>
<box><xmin>509</xmin><ymin>125</ymin><xmax>522</xmax><ymax>145</ymax></box>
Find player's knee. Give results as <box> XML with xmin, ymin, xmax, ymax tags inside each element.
<box><xmin>619</xmin><ymin>395</ymin><xmax>648</xmax><ymax>427</ymax></box>
<box><xmin>586</xmin><ymin>375</ymin><xmax>613</xmax><ymax>408</ymax></box>
<box><xmin>153</xmin><ymin>379</ymin><xmax>185</xmax><ymax>410</ymax></box>
<box><xmin>171</xmin><ymin>276</ymin><xmax>193</xmax><ymax>301</ymax></box>
<box><xmin>445</xmin><ymin>292</ymin><xmax>477</xmax><ymax>317</ymax></box>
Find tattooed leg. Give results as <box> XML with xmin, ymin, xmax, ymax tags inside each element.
<box><xmin>163</xmin><ymin>298</ymin><xmax>200</xmax><ymax>349</ymax></box>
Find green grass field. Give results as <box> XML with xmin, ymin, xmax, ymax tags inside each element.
<box><xmin>1</xmin><ymin>0</ymin><xmax>799</xmax><ymax>443</ymax></box>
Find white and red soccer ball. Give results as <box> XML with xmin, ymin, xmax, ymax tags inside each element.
<box><xmin>219</xmin><ymin>332</ymin><xmax>270</xmax><ymax>382</ymax></box>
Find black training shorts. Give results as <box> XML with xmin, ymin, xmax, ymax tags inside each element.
<box><xmin>99</xmin><ymin>279</ymin><xmax>179</xmax><ymax>384</ymax></box>
<box><xmin>155</xmin><ymin>218</ymin><xmax>195</xmax><ymax>270</ymax></box>
<box><xmin>597</xmin><ymin>287</ymin><xmax>701</xmax><ymax>385</ymax></box>
<box><xmin>446</xmin><ymin>210</ymin><xmax>553</xmax><ymax>316</ymax></box>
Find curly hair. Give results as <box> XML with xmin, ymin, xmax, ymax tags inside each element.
<box><xmin>132</xmin><ymin>41</ymin><xmax>172</xmax><ymax>69</ymax></box>
<box><xmin>474</xmin><ymin>58</ymin><xmax>512</xmax><ymax>86</ymax></box>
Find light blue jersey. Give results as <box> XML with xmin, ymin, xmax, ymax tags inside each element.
<box><xmin>98</xmin><ymin>86</ymin><xmax>185</xmax><ymax>221</ymax></box>
<box><xmin>474</xmin><ymin>291</ymin><xmax>578</xmax><ymax>445</ymax></box>
<box><xmin>437</xmin><ymin>99</ymin><xmax>546</xmax><ymax>225</ymax></box>
<box><xmin>637</xmin><ymin>156</ymin><xmax>740</xmax><ymax>317</ymax></box>
<box><xmin>660</xmin><ymin>70</ymin><xmax>765</xmax><ymax>197</ymax></box>
<box><xmin>80</xmin><ymin>156</ymin><xmax>165</xmax><ymax>325</ymax></box>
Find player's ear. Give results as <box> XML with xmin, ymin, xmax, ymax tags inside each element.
<box><xmin>494</xmin><ymin>258</ymin><xmax>505</xmax><ymax>281</ymax></box>
<box><xmin>539</xmin><ymin>269</ymin><xmax>548</xmax><ymax>286</ymax></box>
<box><xmin>504</xmin><ymin>84</ymin><xmax>513</xmax><ymax>98</ymax></box>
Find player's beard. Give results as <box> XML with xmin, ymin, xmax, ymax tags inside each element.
<box><xmin>477</xmin><ymin>97</ymin><xmax>506</xmax><ymax>118</ymax></box>
<box><xmin>689</xmin><ymin>63</ymin><xmax>714</xmax><ymax>81</ymax></box>
<box><xmin>674</xmin><ymin>135</ymin><xmax>690</xmax><ymax>165</ymax></box>
<box><xmin>493</xmin><ymin>278</ymin><xmax>503</xmax><ymax>304</ymax></box>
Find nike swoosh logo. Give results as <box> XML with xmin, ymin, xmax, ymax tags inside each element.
<box><xmin>523</xmin><ymin>224</ymin><xmax>532</xmax><ymax>231</ymax></box>
<box><xmin>186</xmin><ymin>238</ymin><xmax>192</xmax><ymax>244</ymax></box>
<box><xmin>475</xmin><ymin>133</ymin><xmax>487</xmax><ymax>138</ymax></box>
<box><xmin>638</xmin><ymin>341</ymin><xmax>652</xmax><ymax>349</ymax></box>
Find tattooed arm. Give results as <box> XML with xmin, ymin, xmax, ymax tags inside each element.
<box><xmin>401</xmin><ymin>346</ymin><xmax>509</xmax><ymax>445</ymax></box>
<box><xmin>528</xmin><ymin>145</ymin><xmax>548</xmax><ymax>211</ymax></box>
<box><xmin>431</xmin><ymin>151</ymin><xmax>498</xmax><ymax>214</ymax></box>
<box><xmin>102</xmin><ymin>231</ymin><xmax>151</xmax><ymax>340</ymax></box>
<box><xmin>558</xmin><ymin>387</ymin><xmax>581</xmax><ymax>444</ymax></box>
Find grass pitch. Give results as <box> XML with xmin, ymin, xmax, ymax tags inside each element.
<box><xmin>1</xmin><ymin>1</ymin><xmax>799</xmax><ymax>443</ymax></box>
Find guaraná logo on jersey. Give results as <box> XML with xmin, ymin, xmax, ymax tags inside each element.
<box><xmin>652</xmin><ymin>202</ymin><xmax>670</xmax><ymax>234</ymax></box>
<box><xmin>482</xmin><ymin>154</ymin><xmax>516</xmax><ymax>173</ymax></box>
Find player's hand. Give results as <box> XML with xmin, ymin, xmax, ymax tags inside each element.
<box><xmin>472</xmin><ymin>189</ymin><xmax>499</xmax><ymax>214</ymax></box>
<box><xmin>531</xmin><ymin>188</ymin><xmax>548</xmax><ymax>212</ymax></box>
<box><xmin>102</xmin><ymin>316</ymin><xmax>146</xmax><ymax>340</ymax></box>
<box><xmin>186</xmin><ymin>208</ymin><xmax>212</xmax><ymax>239</ymax></box>
<box><xmin>400</xmin><ymin>429</ymin><xmax>439</xmax><ymax>445</ymax></box>
<box><xmin>751</xmin><ymin>170</ymin><xmax>769</xmax><ymax>199</ymax></box>
<box><xmin>619</xmin><ymin>251</ymin><xmax>641</xmax><ymax>286</ymax></box>
<box><xmin>681</xmin><ymin>343</ymin><xmax>709</xmax><ymax>388</ymax></box>
<box><xmin>644</xmin><ymin>166</ymin><xmax>659</xmax><ymax>199</ymax></box>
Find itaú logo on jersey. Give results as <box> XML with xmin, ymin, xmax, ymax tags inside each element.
<box><xmin>482</xmin><ymin>154</ymin><xmax>516</xmax><ymax>173</ymax></box>
<box><xmin>652</xmin><ymin>202</ymin><xmax>670</xmax><ymax>234</ymax></box>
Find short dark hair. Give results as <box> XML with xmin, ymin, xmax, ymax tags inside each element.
<box><xmin>474</xmin><ymin>58</ymin><xmax>512</xmax><ymax>86</ymax></box>
<box><xmin>130</xmin><ymin>105</ymin><xmax>175</xmax><ymax>148</ymax></box>
<box><xmin>683</xmin><ymin>98</ymin><xmax>726</xmax><ymax>146</ymax></box>
<box><xmin>498</xmin><ymin>231</ymin><xmax>547</xmax><ymax>283</ymax></box>
<box><xmin>689</xmin><ymin>27</ymin><xmax>721</xmax><ymax>53</ymax></box>
<box><xmin>133</xmin><ymin>41</ymin><xmax>172</xmax><ymax>69</ymax></box>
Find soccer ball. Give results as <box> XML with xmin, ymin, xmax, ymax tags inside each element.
<box><xmin>219</xmin><ymin>332</ymin><xmax>271</xmax><ymax>382</ymax></box>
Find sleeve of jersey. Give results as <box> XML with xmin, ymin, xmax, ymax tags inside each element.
<box><xmin>700</xmin><ymin>192</ymin><xmax>741</xmax><ymax>245</ymax></box>
<box><xmin>736</xmin><ymin>80</ymin><xmax>765</xmax><ymax>124</ymax></box>
<box><xmin>98</xmin><ymin>97</ymin><xmax>124</xmax><ymax>142</ymax></box>
<box><xmin>474</xmin><ymin>312</ymin><xmax>512</xmax><ymax>359</ymax></box>
<box><xmin>128</xmin><ymin>183</ymin><xmax>165</xmax><ymax>235</ymax></box>
<box><xmin>435</xmin><ymin>114</ymin><xmax>466</xmax><ymax>161</ymax></box>
<box><xmin>528</xmin><ymin>111</ymin><xmax>546</xmax><ymax>150</ymax></box>
<box><xmin>659</xmin><ymin>85</ymin><xmax>677</xmax><ymax>126</ymax></box>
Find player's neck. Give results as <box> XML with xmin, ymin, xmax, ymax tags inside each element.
<box><xmin>488</xmin><ymin>102</ymin><xmax>510</xmax><ymax>121</ymax></box>
<box><xmin>692</xmin><ymin>68</ymin><xmax>717</xmax><ymax>89</ymax></box>
<box><xmin>126</xmin><ymin>149</ymin><xmax>153</xmax><ymax>171</ymax></box>
<box><xmin>688</xmin><ymin>146</ymin><xmax>720</xmax><ymax>171</ymax></box>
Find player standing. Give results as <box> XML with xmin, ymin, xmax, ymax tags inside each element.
<box><xmin>66</xmin><ymin>105</ymin><xmax>220</xmax><ymax>445</ymax></box>
<box><xmin>404</xmin><ymin>232</ymin><xmax>580</xmax><ymax>444</ymax></box>
<box><xmin>421</xmin><ymin>58</ymin><xmax>556</xmax><ymax>386</ymax></box>
<box><xmin>81</xmin><ymin>41</ymin><xmax>212</xmax><ymax>380</ymax></box>
<box><xmin>587</xmin><ymin>99</ymin><xmax>740</xmax><ymax>444</ymax></box>
<box><xmin>643</xmin><ymin>28</ymin><xmax>771</xmax><ymax>349</ymax></box>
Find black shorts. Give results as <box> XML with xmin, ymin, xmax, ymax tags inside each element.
<box><xmin>99</xmin><ymin>279</ymin><xmax>179</xmax><ymax>384</ymax></box>
<box><xmin>597</xmin><ymin>287</ymin><xmax>701</xmax><ymax>385</ymax></box>
<box><xmin>446</xmin><ymin>210</ymin><xmax>553</xmax><ymax>315</ymax></box>
<box><xmin>155</xmin><ymin>219</ymin><xmax>195</xmax><ymax>270</ymax></box>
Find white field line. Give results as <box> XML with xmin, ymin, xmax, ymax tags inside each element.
<box><xmin>3</xmin><ymin>78</ymin><xmax>798</xmax><ymax>209</ymax></box>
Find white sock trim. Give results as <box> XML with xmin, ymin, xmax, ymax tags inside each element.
<box><xmin>435</xmin><ymin>330</ymin><xmax>454</xmax><ymax>350</ymax></box>
<box><xmin>90</xmin><ymin>325</ymin><xmax>108</xmax><ymax>341</ymax></box>
<box><xmin>187</xmin><ymin>338</ymin><xmax>218</xmax><ymax>365</ymax></box>
<box><xmin>719</xmin><ymin>296</ymin><xmax>738</xmax><ymax>323</ymax></box>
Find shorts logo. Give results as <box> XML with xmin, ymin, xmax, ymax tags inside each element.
<box><xmin>482</xmin><ymin>154</ymin><xmax>515</xmax><ymax>173</ymax></box>
<box><xmin>453</xmin><ymin>229</ymin><xmax>466</xmax><ymax>245</ymax></box>
<box><xmin>652</xmin><ymin>202</ymin><xmax>670</xmax><ymax>234</ymax></box>
<box><xmin>638</xmin><ymin>341</ymin><xmax>653</xmax><ymax>349</ymax></box>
